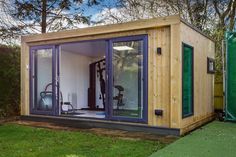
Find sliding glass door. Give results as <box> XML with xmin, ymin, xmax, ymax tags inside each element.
<box><xmin>109</xmin><ymin>35</ymin><xmax>148</xmax><ymax>122</ymax></box>
<box><xmin>29</xmin><ymin>36</ymin><xmax>148</xmax><ymax>122</ymax></box>
<box><xmin>30</xmin><ymin>45</ymin><xmax>58</xmax><ymax>115</ymax></box>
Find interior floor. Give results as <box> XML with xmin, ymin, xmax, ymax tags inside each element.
<box><xmin>61</xmin><ymin>110</ymin><xmax>105</xmax><ymax>118</ymax></box>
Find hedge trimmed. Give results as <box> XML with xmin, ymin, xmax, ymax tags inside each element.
<box><xmin>0</xmin><ymin>45</ymin><xmax>20</xmax><ymax>118</ymax></box>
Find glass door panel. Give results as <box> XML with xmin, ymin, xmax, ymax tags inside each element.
<box><xmin>110</xmin><ymin>35</ymin><xmax>147</xmax><ymax>122</ymax></box>
<box><xmin>30</xmin><ymin>46</ymin><xmax>57</xmax><ymax>115</ymax></box>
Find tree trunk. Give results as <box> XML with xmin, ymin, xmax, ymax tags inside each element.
<box><xmin>213</xmin><ymin>0</ymin><xmax>231</xmax><ymax>31</ymax></box>
<box><xmin>229</xmin><ymin>0</ymin><xmax>236</xmax><ymax>31</ymax></box>
<box><xmin>41</xmin><ymin>0</ymin><xmax>47</xmax><ymax>33</ymax></box>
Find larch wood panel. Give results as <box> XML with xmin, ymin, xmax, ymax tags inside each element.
<box><xmin>22</xmin><ymin>27</ymin><xmax>172</xmax><ymax>128</ymax></box>
<box><xmin>155</xmin><ymin>28</ymin><xmax>161</xmax><ymax>127</ymax></box>
<box><xmin>152</xmin><ymin>28</ymin><xmax>158</xmax><ymax>126</ymax></box>
<box><xmin>27</xmin><ymin>30</ymin><xmax>148</xmax><ymax>46</ymax></box>
<box><xmin>155</xmin><ymin>27</ymin><xmax>171</xmax><ymax>127</ymax></box>
<box><xmin>160</xmin><ymin>27</ymin><xmax>171</xmax><ymax>127</ymax></box>
<box><xmin>147</xmin><ymin>29</ymin><xmax>155</xmax><ymax>125</ymax></box>
<box><xmin>170</xmin><ymin>24</ymin><xmax>182</xmax><ymax>129</ymax></box>
<box><xmin>180</xmin><ymin>112</ymin><xmax>215</xmax><ymax>135</ymax></box>
<box><xmin>180</xmin><ymin>22</ymin><xmax>215</xmax><ymax>129</ymax></box>
<box><xmin>21</xmin><ymin>17</ymin><xmax>214</xmax><ymax>131</ymax></box>
<box><xmin>20</xmin><ymin>41</ymin><xmax>25</xmax><ymax>115</ymax></box>
<box><xmin>22</xmin><ymin>15</ymin><xmax>180</xmax><ymax>43</ymax></box>
<box><xmin>147</xmin><ymin>27</ymin><xmax>171</xmax><ymax>127</ymax></box>
<box><xmin>25</xmin><ymin>44</ymin><xmax>30</xmax><ymax>115</ymax></box>
<box><xmin>21</xmin><ymin>41</ymin><xmax>30</xmax><ymax>115</ymax></box>
<box><xmin>148</xmin><ymin>31</ymin><xmax>155</xmax><ymax>125</ymax></box>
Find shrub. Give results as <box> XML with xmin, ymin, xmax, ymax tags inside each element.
<box><xmin>0</xmin><ymin>45</ymin><xmax>20</xmax><ymax>118</ymax></box>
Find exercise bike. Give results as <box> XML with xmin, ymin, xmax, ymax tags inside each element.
<box><xmin>113</xmin><ymin>85</ymin><xmax>125</xmax><ymax>110</ymax></box>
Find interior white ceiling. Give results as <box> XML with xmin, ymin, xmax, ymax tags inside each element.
<box><xmin>60</xmin><ymin>40</ymin><xmax>106</xmax><ymax>57</ymax></box>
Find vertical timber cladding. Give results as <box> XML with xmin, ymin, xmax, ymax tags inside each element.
<box><xmin>180</xmin><ymin>22</ymin><xmax>215</xmax><ymax>133</ymax></box>
<box><xmin>170</xmin><ymin>23</ymin><xmax>182</xmax><ymax>129</ymax></box>
<box><xmin>226</xmin><ymin>32</ymin><xmax>236</xmax><ymax>121</ymax></box>
<box><xmin>22</xmin><ymin>26</ymin><xmax>173</xmax><ymax>126</ymax></box>
<box><xmin>21</xmin><ymin>42</ymin><xmax>30</xmax><ymax>115</ymax></box>
<box><xmin>147</xmin><ymin>26</ymin><xmax>171</xmax><ymax>127</ymax></box>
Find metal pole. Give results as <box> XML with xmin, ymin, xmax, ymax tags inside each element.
<box><xmin>223</xmin><ymin>34</ymin><xmax>227</xmax><ymax>117</ymax></box>
<box><xmin>222</xmin><ymin>40</ymin><xmax>225</xmax><ymax>107</ymax></box>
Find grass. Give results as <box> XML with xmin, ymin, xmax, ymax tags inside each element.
<box><xmin>150</xmin><ymin>121</ymin><xmax>236</xmax><ymax>157</ymax></box>
<box><xmin>0</xmin><ymin>124</ymin><xmax>165</xmax><ymax>157</ymax></box>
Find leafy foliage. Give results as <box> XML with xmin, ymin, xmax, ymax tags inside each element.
<box><xmin>96</xmin><ymin>0</ymin><xmax>236</xmax><ymax>83</ymax></box>
<box><xmin>0</xmin><ymin>45</ymin><xmax>20</xmax><ymax>118</ymax></box>
<box><xmin>0</xmin><ymin>0</ymin><xmax>99</xmax><ymax>43</ymax></box>
<box><xmin>12</xmin><ymin>0</ymin><xmax>90</xmax><ymax>33</ymax></box>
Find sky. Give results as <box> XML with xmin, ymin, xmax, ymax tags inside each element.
<box><xmin>80</xmin><ymin>0</ymin><xmax>119</xmax><ymax>21</ymax></box>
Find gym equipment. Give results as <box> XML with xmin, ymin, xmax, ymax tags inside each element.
<box><xmin>88</xmin><ymin>59</ymin><xmax>106</xmax><ymax>110</ymax></box>
<box><xmin>38</xmin><ymin>83</ymin><xmax>53</xmax><ymax>110</ymax></box>
<box><xmin>61</xmin><ymin>102</ymin><xmax>75</xmax><ymax>114</ymax></box>
<box><xmin>38</xmin><ymin>90</ymin><xmax>53</xmax><ymax>110</ymax></box>
<box><xmin>97</xmin><ymin>59</ymin><xmax>106</xmax><ymax>109</ymax></box>
<box><xmin>113</xmin><ymin>85</ymin><xmax>125</xmax><ymax>110</ymax></box>
<box><xmin>88</xmin><ymin>63</ymin><xmax>96</xmax><ymax>110</ymax></box>
<box><xmin>38</xmin><ymin>83</ymin><xmax>75</xmax><ymax>113</ymax></box>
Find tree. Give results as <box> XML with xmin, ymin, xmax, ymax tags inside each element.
<box><xmin>213</xmin><ymin>0</ymin><xmax>236</xmax><ymax>31</ymax></box>
<box><xmin>0</xmin><ymin>0</ymin><xmax>99</xmax><ymax>43</ymax></box>
<box><xmin>96</xmin><ymin>0</ymin><xmax>236</xmax><ymax>82</ymax></box>
<box><xmin>211</xmin><ymin>0</ymin><xmax>236</xmax><ymax>81</ymax></box>
<box><xmin>96</xmin><ymin>0</ymin><xmax>236</xmax><ymax>32</ymax></box>
<box><xmin>96</xmin><ymin>0</ymin><xmax>215</xmax><ymax>33</ymax></box>
<box><xmin>95</xmin><ymin>0</ymin><xmax>179</xmax><ymax>24</ymax></box>
<box><xmin>174</xmin><ymin>0</ymin><xmax>210</xmax><ymax>31</ymax></box>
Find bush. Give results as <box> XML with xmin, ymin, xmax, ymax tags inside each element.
<box><xmin>0</xmin><ymin>45</ymin><xmax>20</xmax><ymax>118</ymax></box>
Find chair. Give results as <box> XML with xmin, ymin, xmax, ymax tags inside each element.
<box><xmin>113</xmin><ymin>85</ymin><xmax>125</xmax><ymax>110</ymax></box>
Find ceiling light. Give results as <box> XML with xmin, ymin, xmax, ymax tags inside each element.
<box><xmin>113</xmin><ymin>46</ymin><xmax>134</xmax><ymax>51</ymax></box>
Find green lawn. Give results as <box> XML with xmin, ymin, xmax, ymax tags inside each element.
<box><xmin>0</xmin><ymin>124</ymin><xmax>165</xmax><ymax>157</ymax></box>
<box><xmin>150</xmin><ymin>121</ymin><xmax>236</xmax><ymax>157</ymax></box>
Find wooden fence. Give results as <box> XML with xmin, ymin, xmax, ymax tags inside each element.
<box><xmin>214</xmin><ymin>81</ymin><xmax>223</xmax><ymax>110</ymax></box>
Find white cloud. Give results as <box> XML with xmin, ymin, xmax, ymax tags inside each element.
<box><xmin>92</xmin><ymin>7</ymin><xmax>132</xmax><ymax>25</ymax></box>
<box><xmin>91</xmin><ymin>1</ymin><xmax>178</xmax><ymax>26</ymax></box>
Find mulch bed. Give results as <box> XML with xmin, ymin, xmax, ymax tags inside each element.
<box><xmin>0</xmin><ymin>116</ymin><xmax>20</xmax><ymax>124</ymax></box>
<box><xmin>9</xmin><ymin>120</ymin><xmax>178</xmax><ymax>144</ymax></box>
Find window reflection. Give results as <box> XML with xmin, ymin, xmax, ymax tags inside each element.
<box><xmin>112</xmin><ymin>40</ymin><xmax>144</xmax><ymax>118</ymax></box>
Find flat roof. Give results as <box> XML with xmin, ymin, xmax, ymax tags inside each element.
<box><xmin>22</xmin><ymin>15</ymin><xmax>214</xmax><ymax>43</ymax></box>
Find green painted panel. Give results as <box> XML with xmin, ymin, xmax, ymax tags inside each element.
<box><xmin>182</xmin><ymin>44</ymin><xmax>193</xmax><ymax>117</ymax></box>
<box><xmin>226</xmin><ymin>32</ymin><xmax>236</xmax><ymax>121</ymax></box>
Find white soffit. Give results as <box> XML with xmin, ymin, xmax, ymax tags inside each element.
<box><xmin>61</xmin><ymin>40</ymin><xmax>106</xmax><ymax>57</ymax></box>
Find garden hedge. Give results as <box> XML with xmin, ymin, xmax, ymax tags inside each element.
<box><xmin>0</xmin><ymin>45</ymin><xmax>20</xmax><ymax>118</ymax></box>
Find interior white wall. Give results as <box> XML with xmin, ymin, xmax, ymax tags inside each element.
<box><xmin>60</xmin><ymin>50</ymin><xmax>105</xmax><ymax>109</ymax></box>
<box><xmin>60</xmin><ymin>50</ymin><xmax>91</xmax><ymax>109</ymax></box>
